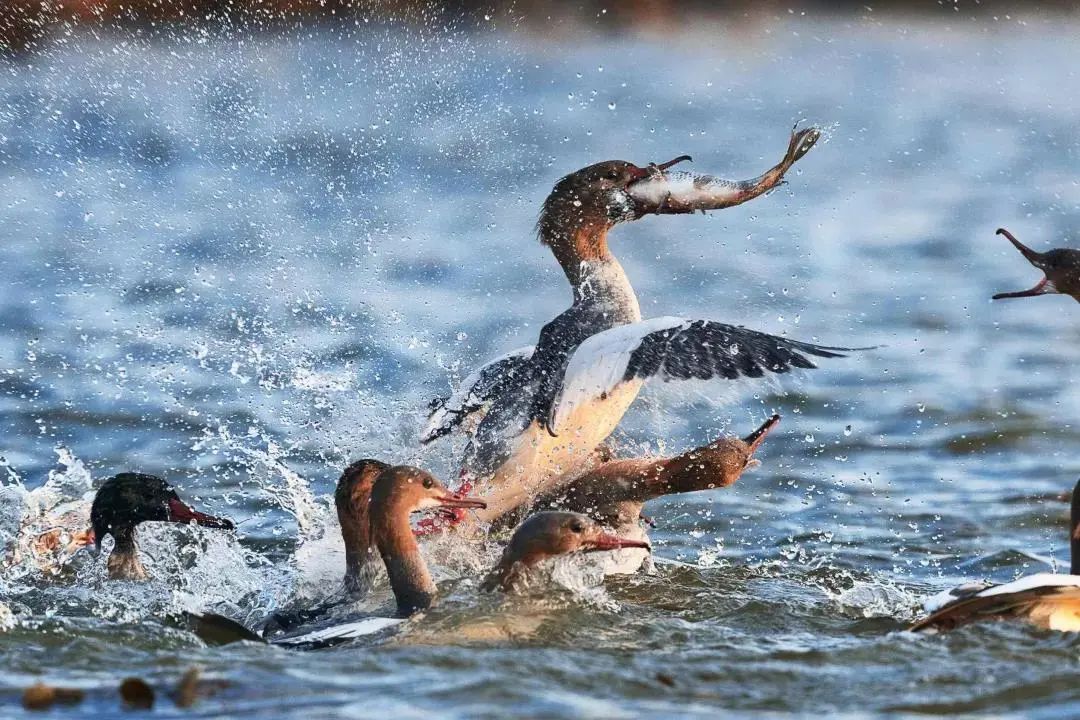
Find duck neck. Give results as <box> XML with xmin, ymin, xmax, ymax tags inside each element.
<box><xmin>544</xmin><ymin>226</ymin><xmax>639</xmax><ymax>314</ymax></box>
<box><xmin>371</xmin><ymin>502</ymin><xmax>436</xmax><ymax>616</ymax></box>
<box><xmin>106</xmin><ymin>527</ymin><xmax>148</xmax><ymax>580</ymax></box>
<box><xmin>1071</xmin><ymin>479</ymin><xmax>1080</xmax><ymax>575</ymax></box>
<box><xmin>339</xmin><ymin>506</ymin><xmax>377</xmax><ymax>596</ymax></box>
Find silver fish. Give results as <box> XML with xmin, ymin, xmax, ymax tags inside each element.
<box><xmin>627</xmin><ymin>125</ymin><xmax>821</xmax><ymax>214</ymax></box>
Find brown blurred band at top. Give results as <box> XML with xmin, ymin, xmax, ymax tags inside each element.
<box><xmin>1</xmin><ymin>0</ymin><xmax>1070</xmax><ymax>54</ymax></box>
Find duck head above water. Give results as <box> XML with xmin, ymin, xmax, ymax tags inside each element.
<box><xmin>992</xmin><ymin>228</ymin><xmax>1080</xmax><ymax>303</ymax></box>
<box><xmin>504</xmin><ymin>414</ymin><xmax>780</xmax><ymax>535</ymax></box>
<box><xmin>90</xmin><ymin>473</ymin><xmax>234</xmax><ymax>580</ymax></box>
<box><xmin>368</xmin><ymin>466</ymin><xmax>487</xmax><ymax>616</ymax></box>
<box><xmin>480</xmin><ymin>511</ymin><xmax>650</xmax><ymax>592</ymax></box>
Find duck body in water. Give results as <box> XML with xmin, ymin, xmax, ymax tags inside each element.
<box><xmin>909</xmin><ymin>478</ymin><xmax>1080</xmax><ymax>633</ymax></box>
<box><xmin>259</xmin><ymin>458</ymin><xmax>392</xmax><ymax>637</ymax></box>
<box><xmin>421</xmin><ymin>127</ymin><xmax>863</xmax><ymax>524</ymax></box>
<box><xmin>194</xmin><ymin>469</ymin><xmax>647</xmax><ymax>648</ymax></box>
<box><xmin>90</xmin><ymin>473</ymin><xmax>234</xmax><ymax>580</ymax></box>
<box><xmin>258</xmin><ymin>465</ymin><xmax>487</xmax><ymax>647</ymax></box>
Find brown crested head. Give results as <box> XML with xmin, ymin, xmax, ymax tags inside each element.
<box><xmin>537</xmin><ymin>161</ymin><xmax>646</xmax><ymax>245</ymax></box>
<box><xmin>368</xmin><ymin>466</ymin><xmax>487</xmax><ymax>517</ymax></box>
<box><xmin>334</xmin><ymin>458</ymin><xmax>390</xmax><ymax>522</ymax></box>
<box><xmin>504</xmin><ymin>511</ymin><xmax>650</xmax><ymax>562</ymax></box>
<box><xmin>536</xmin><ymin>156</ymin><xmax>692</xmax><ymax>261</ymax></box>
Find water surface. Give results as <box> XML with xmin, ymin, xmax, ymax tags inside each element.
<box><xmin>2</xmin><ymin>13</ymin><xmax>1079</xmax><ymax>718</ymax></box>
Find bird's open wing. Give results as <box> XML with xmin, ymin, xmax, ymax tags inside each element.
<box><xmin>547</xmin><ymin>317</ymin><xmax>858</xmax><ymax>435</ymax></box>
<box><xmin>908</xmin><ymin>574</ymin><xmax>1080</xmax><ymax>632</ymax></box>
<box><xmin>421</xmin><ymin>345</ymin><xmax>535</xmax><ymax>444</ymax></box>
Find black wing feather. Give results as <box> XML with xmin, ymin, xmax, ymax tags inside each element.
<box><xmin>623</xmin><ymin>321</ymin><xmax>857</xmax><ymax>385</ymax></box>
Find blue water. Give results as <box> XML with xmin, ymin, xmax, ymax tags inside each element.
<box><xmin>1</xmin><ymin>13</ymin><xmax>1079</xmax><ymax>718</ymax></box>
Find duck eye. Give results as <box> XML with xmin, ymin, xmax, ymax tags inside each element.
<box><xmin>422</xmin><ymin>477</ymin><xmax>434</xmax><ymax>489</ymax></box>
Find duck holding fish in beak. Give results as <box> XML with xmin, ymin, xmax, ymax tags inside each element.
<box><xmin>421</xmin><ymin>125</ymin><xmax>866</xmax><ymax>526</ymax></box>
<box><xmin>909</xmin><ymin>477</ymin><xmax>1080</xmax><ymax>633</ymax></box>
<box><xmin>991</xmin><ymin>228</ymin><xmax>1080</xmax><ymax>303</ymax></box>
<box><xmin>90</xmin><ymin>473</ymin><xmax>234</xmax><ymax>580</ymax></box>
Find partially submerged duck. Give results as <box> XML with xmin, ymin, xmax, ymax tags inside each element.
<box><xmin>91</xmin><ymin>473</ymin><xmax>233</xmax><ymax>580</ymax></box>
<box><xmin>991</xmin><ymin>228</ymin><xmax>1080</xmax><ymax>303</ymax></box>
<box><xmin>247</xmin><ymin>465</ymin><xmax>486</xmax><ymax>646</ymax></box>
<box><xmin>335</xmin><ymin>458</ymin><xmax>391</xmax><ymax>595</ymax></box>
<box><xmin>259</xmin><ymin>458</ymin><xmax>392</xmax><ymax>637</ymax></box>
<box><xmin>422</xmin><ymin>126</ymin><xmax>860</xmax><ymax>523</ymax></box>
<box><xmin>512</xmin><ymin>415</ymin><xmax>779</xmax><ymax>573</ymax></box>
<box><xmin>195</xmin><ymin>469</ymin><xmax>647</xmax><ymax>648</ymax></box>
<box><xmin>480</xmin><ymin>511</ymin><xmax>650</xmax><ymax>592</ymax></box>
<box><xmin>909</xmin><ymin>478</ymin><xmax>1080</xmax><ymax>633</ymax></box>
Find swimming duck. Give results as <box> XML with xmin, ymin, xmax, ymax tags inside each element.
<box><xmin>257</xmin><ymin>458</ymin><xmax>392</xmax><ymax>637</ymax></box>
<box><xmin>255</xmin><ymin>465</ymin><xmax>486</xmax><ymax>646</ymax></box>
<box><xmin>194</xmin><ymin>470</ymin><xmax>646</xmax><ymax>647</ymax></box>
<box><xmin>480</xmin><ymin>511</ymin><xmax>651</xmax><ymax>592</ymax></box>
<box><xmin>335</xmin><ymin>458</ymin><xmax>392</xmax><ymax>595</ymax></box>
<box><xmin>909</xmin><ymin>477</ymin><xmax>1080</xmax><ymax>633</ymax></box>
<box><xmin>991</xmin><ymin>228</ymin><xmax>1080</xmax><ymax>303</ymax></box>
<box><xmin>91</xmin><ymin>473</ymin><xmax>234</xmax><ymax>580</ymax></box>
<box><xmin>421</xmin><ymin>126</ymin><xmax>861</xmax><ymax>524</ymax></box>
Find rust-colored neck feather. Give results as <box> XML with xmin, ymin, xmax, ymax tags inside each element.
<box><xmin>537</xmin><ymin>187</ymin><xmax>615</xmax><ymax>287</ymax></box>
<box><xmin>338</xmin><ymin>503</ymin><xmax>376</xmax><ymax>595</ymax></box>
<box><xmin>370</xmin><ymin>494</ymin><xmax>436</xmax><ymax>616</ymax></box>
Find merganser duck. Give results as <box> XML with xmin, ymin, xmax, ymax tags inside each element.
<box><xmin>422</xmin><ymin>126</ymin><xmax>860</xmax><ymax>523</ymax></box>
<box><xmin>991</xmin><ymin>228</ymin><xmax>1080</xmax><ymax>303</ymax></box>
<box><xmin>252</xmin><ymin>465</ymin><xmax>486</xmax><ymax>647</ymax></box>
<box><xmin>508</xmin><ymin>415</ymin><xmax>779</xmax><ymax>573</ymax></box>
<box><xmin>909</xmin><ymin>478</ymin><xmax>1080</xmax><ymax>633</ymax></box>
<box><xmin>91</xmin><ymin>473</ymin><xmax>234</xmax><ymax>580</ymax></box>
<box><xmin>336</xmin><ymin>458</ymin><xmax>391</xmax><ymax>595</ymax></box>
<box><xmin>480</xmin><ymin>511</ymin><xmax>651</xmax><ymax>592</ymax></box>
<box><xmin>258</xmin><ymin>458</ymin><xmax>391</xmax><ymax>637</ymax></box>
<box><xmin>192</xmin><ymin>472</ymin><xmax>646</xmax><ymax>647</ymax></box>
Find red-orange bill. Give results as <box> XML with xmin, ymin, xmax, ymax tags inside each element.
<box><xmin>167</xmin><ymin>499</ymin><xmax>234</xmax><ymax>530</ymax></box>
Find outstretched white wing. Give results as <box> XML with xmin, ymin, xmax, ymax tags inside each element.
<box><xmin>548</xmin><ymin>317</ymin><xmax>854</xmax><ymax>435</ymax></box>
<box><xmin>421</xmin><ymin>345</ymin><xmax>535</xmax><ymax>444</ymax></box>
